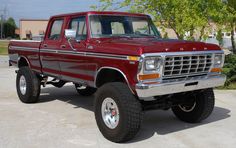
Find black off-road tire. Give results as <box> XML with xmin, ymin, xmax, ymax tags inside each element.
<box><xmin>74</xmin><ymin>84</ymin><xmax>97</xmax><ymax>96</ymax></box>
<box><xmin>172</xmin><ymin>88</ymin><xmax>215</xmax><ymax>123</ymax></box>
<box><xmin>16</xmin><ymin>67</ymin><xmax>41</xmax><ymax>103</ymax></box>
<box><xmin>95</xmin><ymin>82</ymin><xmax>143</xmax><ymax>143</ymax></box>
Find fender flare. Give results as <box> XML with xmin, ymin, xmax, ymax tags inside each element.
<box><xmin>94</xmin><ymin>66</ymin><xmax>135</xmax><ymax>94</ymax></box>
<box><xmin>17</xmin><ymin>56</ymin><xmax>31</xmax><ymax>68</ymax></box>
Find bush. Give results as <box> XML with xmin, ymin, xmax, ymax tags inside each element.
<box><xmin>224</xmin><ymin>54</ymin><xmax>236</xmax><ymax>67</ymax></box>
<box><xmin>222</xmin><ymin>54</ymin><xmax>236</xmax><ymax>88</ymax></box>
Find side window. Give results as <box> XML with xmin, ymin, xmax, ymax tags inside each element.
<box><xmin>69</xmin><ymin>16</ymin><xmax>87</xmax><ymax>40</ymax></box>
<box><xmin>48</xmin><ymin>19</ymin><xmax>63</xmax><ymax>40</ymax></box>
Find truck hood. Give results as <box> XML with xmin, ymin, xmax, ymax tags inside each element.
<box><xmin>95</xmin><ymin>38</ymin><xmax>221</xmax><ymax>56</ymax></box>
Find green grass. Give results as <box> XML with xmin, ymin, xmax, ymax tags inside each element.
<box><xmin>227</xmin><ymin>83</ymin><xmax>236</xmax><ymax>89</ymax></box>
<box><xmin>0</xmin><ymin>40</ymin><xmax>9</xmax><ymax>55</ymax></box>
<box><xmin>217</xmin><ymin>82</ymin><xmax>236</xmax><ymax>90</ymax></box>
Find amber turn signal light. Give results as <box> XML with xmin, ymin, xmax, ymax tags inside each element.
<box><xmin>128</xmin><ymin>56</ymin><xmax>139</xmax><ymax>61</ymax></box>
<box><xmin>210</xmin><ymin>68</ymin><xmax>222</xmax><ymax>73</ymax></box>
<box><xmin>138</xmin><ymin>73</ymin><xmax>160</xmax><ymax>80</ymax></box>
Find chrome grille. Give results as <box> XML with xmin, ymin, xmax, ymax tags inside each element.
<box><xmin>163</xmin><ymin>54</ymin><xmax>212</xmax><ymax>78</ymax></box>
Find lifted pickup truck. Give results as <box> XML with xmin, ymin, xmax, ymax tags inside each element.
<box><xmin>8</xmin><ymin>11</ymin><xmax>226</xmax><ymax>142</ymax></box>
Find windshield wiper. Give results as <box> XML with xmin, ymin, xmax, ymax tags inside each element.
<box><xmin>105</xmin><ymin>34</ymin><xmax>159</xmax><ymax>39</ymax></box>
<box><xmin>133</xmin><ymin>33</ymin><xmax>160</xmax><ymax>38</ymax></box>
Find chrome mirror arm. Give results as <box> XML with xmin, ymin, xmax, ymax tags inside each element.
<box><xmin>65</xmin><ymin>29</ymin><xmax>79</xmax><ymax>51</ymax></box>
<box><xmin>67</xmin><ymin>38</ymin><xmax>77</xmax><ymax>51</ymax></box>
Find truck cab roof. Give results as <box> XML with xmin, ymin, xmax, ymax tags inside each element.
<box><xmin>51</xmin><ymin>11</ymin><xmax>149</xmax><ymax>19</ymax></box>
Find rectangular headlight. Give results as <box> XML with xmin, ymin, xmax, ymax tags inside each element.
<box><xmin>214</xmin><ymin>54</ymin><xmax>224</xmax><ymax>68</ymax></box>
<box><xmin>145</xmin><ymin>59</ymin><xmax>156</xmax><ymax>70</ymax></box>
<box><xmin>144</xmin><ymin>57</ymin><xmax>161</xmax><ymax>71</ymax></box>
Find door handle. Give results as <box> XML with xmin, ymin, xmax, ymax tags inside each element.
<box><xmin>60</xmin><ymin>45</ymin><xmax>66</xmax><ymax>48</ymax></box>
<box><xmin>43</xmin><ymin>44</ymin><xmax>47</xmax><ymax>48</ymax></box>
<box><xmin>87</xmin><ymin>45</ymin><xmax>94</xmax><ymax>50</ymax></box>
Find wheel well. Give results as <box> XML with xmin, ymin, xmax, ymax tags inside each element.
<box><xmin>18</xmin><ymin>57</ymin><xmax>29</xmax><ymax>68</ymax></box>
<box><xmin>96</xmin><ymin>68</ymin><xmax>127</xmax><ymax>87</ymax></box>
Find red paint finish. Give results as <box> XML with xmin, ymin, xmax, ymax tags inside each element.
<box><xmin>8</xmin><ymin>11</ymin><xmax>222</xmax><ymax>92</ymax></box>
<box><xmin>8</xmin><ymin>40</ymin><xmax>41</xmax><ymax>71</ymax></box>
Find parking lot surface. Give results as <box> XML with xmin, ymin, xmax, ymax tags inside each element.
<box><xmin>0</xmin><ymin>56</ymin><xmax>235</xmax><ymax>148</ymax></box>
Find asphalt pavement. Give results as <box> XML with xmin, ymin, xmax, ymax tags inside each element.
<box><xmin>0</xmin><ymin>55</ymin><xmax>235</xmax><ymax>148</ymax></box>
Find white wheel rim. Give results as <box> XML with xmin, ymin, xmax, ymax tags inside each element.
<box><xmin>178</xmin><ymin>102</ymin><xmax>196</xmax><ymax>112</ymax></box>
<box><xmin>101</xmin><ymin>97</ymin><xmax>120</xmax><ymax>129</ymax></box>
<box><xmin>19</xmin><ymin>75</ymin><xmax>27</xmax><ymax>95</ymax></box>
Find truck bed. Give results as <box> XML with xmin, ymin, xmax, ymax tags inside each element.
<box><xmin>8</xmin><ymin>40</ymin><xmax>42</xmax><ymax>73</ymax></box>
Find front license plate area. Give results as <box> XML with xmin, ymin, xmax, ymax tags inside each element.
<box><xmin>185</xmin><ymin>82</ymin><xmax>198</xmax><ymax>87</ymax></box>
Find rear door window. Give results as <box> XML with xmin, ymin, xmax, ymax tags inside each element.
<box><xmin>48</xmin><ymin>19</ymin><xmax>64</xmax><ymax>40</ymax></box>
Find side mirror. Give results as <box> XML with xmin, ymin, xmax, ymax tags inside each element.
<box><xmin>65</xmin><ymin>29</ymin><xmax>76</xmax><ymax>39</ymax></box>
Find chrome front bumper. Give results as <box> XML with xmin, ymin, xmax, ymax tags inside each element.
<box><xmin>135</xmin><ymin>75</ymin><xmax>226</xmax><ymax>98</ymax></box>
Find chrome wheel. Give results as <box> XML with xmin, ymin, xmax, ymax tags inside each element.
<box><xmin>178</xmin><ymin>102</ymin><xmax>196</xmax><ymax>112</ymax></box>
<box><xmin>101</xmin><ymin>97</ymin><xmax>120</xmax><ymax>129</ymax></box>
<box><xmin>19</xmin><ymin>75</ymin><xmax>27</xmax><ymax>95</ymax></box>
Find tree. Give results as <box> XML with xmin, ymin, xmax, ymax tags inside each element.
<box><xmin>3</xmin><ymin>17</ymin><xmax>17</xmax><ymax>38</ymax></box>
<box><xmin>163</xmin><ymin>32</ymin><xmax>169</xmax><ymax>39</ymax></box>
<box><xmin>224</xmin><ymin>0</ymin><xmax>236</xmax><ymax>54</ymax></box>
<box><xmin>216</xmin><ymin>29</ymin><xmax>223</xmax><ymax>46</ymax></box>
<box><xmin>92</xmin><ymin>0</ymin><xmax>225</xmax><ymax>41</ymax></box>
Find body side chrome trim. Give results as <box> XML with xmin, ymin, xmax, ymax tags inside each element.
<box><xmin>40</xmin><ymin>48</ymin><xmax>58</xmax><ymax>53</ymax></box>
<box><xmin>10</xmin><ymin>46</ymin><xmax>39</xmax><ymax>52</ymax></box>
<box><xmin>85</xmin><ymin>52</ymin><xmax>127</xmax><ymax>60</ymax></box>
<box><xmin>10</xmin><ymin>46</ymin><xmax>136</xmax><ymax>61</ymax></box>
<box><xmin>45</xmin><ymin>48</ymin><xmax>129</xmax><ymax>60</ymax></box>
<box><xmin>10</xmin><ymin>40</ymin><xmax>41</xmax><ymax>43</ymax></box>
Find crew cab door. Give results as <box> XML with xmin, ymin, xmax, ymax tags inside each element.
<box><xmin>59</xmin><ymin>16</ymin><xmax>93</xmax><ymax>85</ymax></box>
<box><xmin>40</xmin><ymin>18</ymin><xmax>65</xmax><ymax>77</ymax></box>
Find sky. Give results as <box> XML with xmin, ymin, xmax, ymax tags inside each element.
<box><xmin>0</xmin><ymin>0</ymin><xmax>102</xmax><ymax>26</ymax></box>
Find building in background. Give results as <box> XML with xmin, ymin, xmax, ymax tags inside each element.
<box><xmin>19</xmin><ymin>19</ymin><xmax>48</xmax><ymax>39</ymax></box>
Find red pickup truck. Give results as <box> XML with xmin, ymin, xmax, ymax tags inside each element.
<box><xmin>8</xmin><ymin>11</ymin><xmax>226</xmax><ymax>142</ymax></box>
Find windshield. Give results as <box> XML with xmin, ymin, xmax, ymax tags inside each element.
<box><xmin>89</xmin><ymin>15</ymin><xmax>161</xmax><ymax>38</ymax></box>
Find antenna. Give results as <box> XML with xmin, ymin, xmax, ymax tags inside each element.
<box><xmin>0</xmin><ymin>14</ymin><xmax>3</xmax><ymax>39</ymax></box>
<box><xmin>4</xmin><ymin>6</ymin><xmax>7</xmax><ymax>20</ymax></box>
<box><xmin>0</xmin><ymin>5</ymin><xmax>8</xmax><ymax>39</ymax></box>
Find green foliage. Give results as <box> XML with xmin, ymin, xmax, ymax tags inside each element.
<box><xmin>223</xmin><ymin>0</ymin><xmax>236</xmax><ymax>54</ymax></box>
<box><xmin>92</xmin><ymin>0</ymin><xmax>225</xmax><ymax>41</ymax></box>
<box><xmin>225</xmin><ymin>54</ymin><xmax>236</xmax><ymax>64</ymax></box>
<box><xmin>216</xmin><ymin>29</ymin><xmax>223</xmax><ymax>46</ymax></box>
<box><xmin>163</xmin><ymin>32</ymin><xmax>169</xmax><ymax>39</ymax></box>
<box><xmin>0</xmin><ymin>17</ymin><xmax>17</xmax><ymax>38</ymax></box>
<box><xmin>0</xmin><ymin>40</ymin><xmax>9</xmax><ymax>55</ymax></box>
<box><xmin>221</xmin><ymin>54</ymin><xmax>236</xmax><ymax>89</ymax></box>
